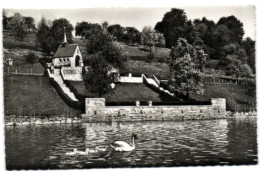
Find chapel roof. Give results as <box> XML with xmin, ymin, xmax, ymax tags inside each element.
<box><xmin>53</xmin><ymin>44</ymin><xmax>78</xmax><ymax>58</ymax></box>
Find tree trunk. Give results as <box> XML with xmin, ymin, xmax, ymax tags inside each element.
<box><xmin>186</xmin><ymin>90</ymin><xmax>190</xmax><ymax>101</ymax></box>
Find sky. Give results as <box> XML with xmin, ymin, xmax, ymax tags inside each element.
<box><xmin>5</xmin><ymin>6</ymin><xmax>255</xmax><ymax>40</ymax></box>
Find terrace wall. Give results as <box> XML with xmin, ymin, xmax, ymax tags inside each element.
<box><xmin>82</xmin><ymin>98</ymin><xmax>228</xmax><ymax>122</ymax></box>
<box><xmin>61</xmin><ymin>67</ymin><xmax>83</xmax><ymax>81</ymax></box>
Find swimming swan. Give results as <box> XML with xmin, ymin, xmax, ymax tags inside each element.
<box><xmin>65</xmin><ymin>148</ymin><xmax>78</xmax><ymax>156</ymax></box>
<box><xmin>110</xmin><ymin>134</ymin><xmax>138</xmax><ymax>152</ymax></box>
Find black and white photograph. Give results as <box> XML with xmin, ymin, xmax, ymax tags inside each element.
<box><xmin>1</xmin><ymin>0</ymin><xmax>258</xmax><ymax>170</ymax></box>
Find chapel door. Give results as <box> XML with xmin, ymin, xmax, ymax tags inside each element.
<box><xmin>75</xmin><ymin>56</ymin><xmax>80</xmax><ymax>67</ymax></box>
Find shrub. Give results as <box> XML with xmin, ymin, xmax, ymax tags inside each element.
<box><xmin>25</xmin><ymin>52</ymin><xmax>39</xmax><ymax>65</ymax></box>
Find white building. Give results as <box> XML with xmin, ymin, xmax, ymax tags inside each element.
<box><xmin>52</xmin><ymin>32</ymin><xmax>83</xmax><ymax>68</ymax></box>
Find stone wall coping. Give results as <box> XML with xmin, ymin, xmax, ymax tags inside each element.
<box><xmin>105</xmin><ymin>105</ymin><xmax>212</xmax><ymax>108</ymax></box>
<box><xmin>86</xmin><ymin>98</ymin><xmax>105</xmax><ymax>100</ymax></box>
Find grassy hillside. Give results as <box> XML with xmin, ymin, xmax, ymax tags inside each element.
<box><xmin>69</xmin><ymin>81</ymin><xmax>174</xmax><ymax>102</ymax></box>
<box><xmin>3</xmin><ymin>32</ymin><xmax>256</xmax><ymax>114</ymax></box>
<box><xmin>4</xmin><ymin>75</ymin><xmax>82</xmax><ymax>117</ymax></box>
<box><xmin>3</xmin><ymin>31</ymin><xmax>46</xmax><ymax>75</ymax></box>
<box><xmin>191</xmin><ymin>83</ymin><xmax>256</xmax><ymax>111</ymax></box>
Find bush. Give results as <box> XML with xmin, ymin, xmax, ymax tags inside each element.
<box><xmin>39</xmin><ymin>57</ymin><xmax>51</xmax><ymax>69</ymax></box>
<box><xmin>25</xmin><ymin>52</ymin><xmax>39</xmax><ymax>65</ymax></box>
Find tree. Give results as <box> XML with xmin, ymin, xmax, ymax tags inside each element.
<box><xmin>141</xmin><ymin>26</ymin><xmax>165</xmax><ymax>47</ymax></box>
<box><xmin>82</xmin><ymin>54</ymin><xmax>113</xmax><ymax>97</ymax></box>
<box><xmin>155</xmin><ymin>8</ymin><xmax>188</xmax><ymax>48</ymax></box>
<box><xmin>25</xmin><ymin>52</ymin><xmax>39</xmax><ymax>66</ymax></box>
<box><xmin>23</xmin><ymin>16</ymin><xmax>36</xmax><ymax>32</ymax></box>
<box><xmin>123</xmin><ymin>27</ymin><xmax>141</xmax><ymax>45</ymax></box>
<box><xmin>84</xmin><ymin>26</ymin><xmax>124</xmax><ymax>68</ymax></box>
<box><xmin>217</xmin><ymin>15</ymin><xmax>244</xmax><ymax>44</ymax></box>
<box><xmin>141</xmin><ymin>26</ymin><xmax>165</xmax><ymax>59</ymax></box>
<box><xmin>107</xmin><ymin>24</ymin><xmax>124</xmax><ymax>42</ymax></box>
<box><xmin>50</xmin><ymin>18</ymin><xmax>74</xmax><ymax>47</ymax></box>
<box><xmin>241</xmin><ymin>37</ymin><xmax>255</xmax><ymax>73</ymax></box>
<box><xmin>75</xmin><ymin>21</ymin><xmax>99</xmax><ymax>38</ymax></box>
<box><xmin>101</xmin><ymin>21</ymin><xmax>109</xmax><ymax>31</ymax></box>
<box><xmin>3</xmin><ymin>9</ymin><xmax>9</xmax><ymax>30</ymax></box>
<box><xmin>219</xmin><ymin>43</ymin><xmax>248</xmax><ymax>68</ymax></box>
<box><xmin>225</xmin><ymin>55</ymin><xmax>252</xmax><ymax>81</ymax></box>
<box><xmin>169</xmin><ymin>38</ymin><xmax>207</xmax><ymax>100</ymax></box>
<box><xmin>36</xmin><ymin>17</ymin><xmax>51</xmax><ymax>53</ymax></box>
<box><xmin>7</xmin><ymin>13</ymin><xmax>28</xmax><ymax>40</ymax></box>
<box><xmin>36</xmin><ymin>18</ymin><xmax>74</xmax><ymax>53</ymax></box>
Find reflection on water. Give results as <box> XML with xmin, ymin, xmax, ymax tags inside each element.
<box><xmin>5</xmin><ymin>118</ymin><xmax>257</xmax><ymax>169</ymax></box>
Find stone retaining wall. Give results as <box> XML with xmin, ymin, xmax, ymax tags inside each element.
<box><xmin>82</xmin><ymin>98</ymin><xmax>233</xmax><ymax>122</ymax></box>
<box><xmin>61</xmin><ymin>67</ymin><xmax>83</xmax><ymax>81</ymax></box>
<box><xmin>4</xmin><ymin>116</ymin><xmax>81</xmax><ymax>126</ymax></box>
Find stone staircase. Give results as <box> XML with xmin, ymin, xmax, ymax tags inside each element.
<box><xmin>47</xmin><ymin>69</ymin><xmax>78</xmax><ymax>101</ymax></box>
<box><xmin>146</xmin><ymin>78</ymin><xmax>159</xmax><ymax>87</ymax></box>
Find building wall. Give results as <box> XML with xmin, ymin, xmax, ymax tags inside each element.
<box><xmin>52</xmin><ymin>46</ymin><xmax>83</xmax><ymax>67</ymax></box>
<box><xmin>53</xmin><ymin>57</ymin><xmax>72</xmax><ymax>67</ymax></box>
<box><xmin>71</xmin><ymin>46</ymin><xmax>83</xmax><ymax>67</ymax></box>
<box><xmin>61</xmin><ymin>67</ymin><xmax>83</xmax><ymax>81</ymax></box>
<box><xmin>117</xmin><ymin>74</ymin><xmax>143</xmax><ymax>83</ymax></box>
<box><xmin>82</xmin><ymin>98</ymin><xmax>228</xmax><ymax>122</ymax></box>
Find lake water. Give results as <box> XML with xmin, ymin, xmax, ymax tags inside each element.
<box><xmin>5</xmin><ymin>118</ymin><xmax>257</xmax><ymax>169</ymax></box>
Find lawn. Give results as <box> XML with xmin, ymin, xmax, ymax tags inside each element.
<box><xmin>4</xmin><ymin>75</ymin><xmax>82</xmax><ymax>117</ymax></box>
<box><xmin>68</xmin><ymin>81</ymin><xmax>173</xmax><ymax>102</ymax></box>
<box><xmin>104</xmin><ymin>83</ymin><xmax>170</xmax><ymax>102</ymax></box>
<box><xmin>191</xmin><ymin>83</ymin><xmax>256</xmax><ymax>111</ymax></box>
<box><xmin>3</xmin><ymin>63</ymin><xmax>45</xmax><ymax>74</ymax></box>
<box><xmin>122</xmin><ymin>60</ymin><xmax>170</xmax><ymax>80</ymax></box>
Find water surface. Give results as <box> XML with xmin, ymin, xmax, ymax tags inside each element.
<box><xmin>5</xmin><ymin>118</ymin><xmax>257</xmax><ymax>169</ymax></box>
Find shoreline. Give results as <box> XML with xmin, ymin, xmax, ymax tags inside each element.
<box><xmin>4</xmin><ymin>111</ymin><xmax>257</xmax><ymax>126</ymax></box>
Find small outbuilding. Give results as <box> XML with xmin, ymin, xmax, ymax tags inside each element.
<box><xmin>52</xmin><ymin>32</ymin><xmax>83</xmax><ymax>68</ymax></box>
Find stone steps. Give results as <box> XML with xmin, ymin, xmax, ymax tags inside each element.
<box><xmin>52</xmin><ymin>74</ymin><xmax>78</xmax><ymax>101</ymax></box>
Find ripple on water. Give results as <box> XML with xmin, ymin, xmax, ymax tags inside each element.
<box><xmin>5</xmin><ymin>119</ymin><xmax>257</xmax><ymax>169</ymax></box>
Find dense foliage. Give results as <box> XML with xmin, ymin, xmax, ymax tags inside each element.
<box><xmin>25</xmin><ymin>52</ymin><xmax>39</xmax><ymax>66</ymax></box>
<box><xmin>36</xmin><ymin>17</ymin><xmax>73</xmax><ymax>54</ymax></box>
<box><xmin>169</xmin><ymin>38</ymin><xmax>207</xmax><ymax>100</ymax></box>
<box><xmin>82</xmin><ymin>55</ymin><xmax>113</xmax><ymax>97</ymax></box>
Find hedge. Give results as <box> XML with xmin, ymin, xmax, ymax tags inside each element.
<box><xmin>39</xmin><ymin>58</ymin><xmax>52</xmax><ymax>69</ymax></box>
<box><xmin>49</xmin><ymin>78</ymin><xmax>84</xmax><ymax>111</ymax></box>
<box><xmin>152</xmin><ymin>101</ymin><xmax>212</xmax><ymax>106</ymax></box>
<box><xmin>64</xmin><ymin>80</ymin><xmax>86</xmax><ymax>102</ymax></box>
<box><xmin>106</xmin><ymin>101</ymin><xmax>136</xmax><ymax>106</ymax></box>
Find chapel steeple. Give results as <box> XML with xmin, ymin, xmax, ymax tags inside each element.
<box><xmin>63</xmin><ymin>27</ymin><xmax>67</xmax><ymax>43</ymax></box>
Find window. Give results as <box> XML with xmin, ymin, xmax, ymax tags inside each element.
<box><xmin>59</xmin><ymin>59</ymin><xmax>62</xmax><ymax>62</ymax></box>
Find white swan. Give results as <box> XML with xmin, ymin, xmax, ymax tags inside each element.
<box><xmin>65</xmin><ymin>148</ymin><xmax>78</xmax><ymax>156</ymax></box>
<box><xmin>110</xmin><ymin>134</ymin><xmax>138</xmax><ymax>152</ymax></box>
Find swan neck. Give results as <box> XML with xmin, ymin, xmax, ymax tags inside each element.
<box><xmin>132</xmin><ymin>136</ymin><xmax>135</xmax><ymax>148</ymax></box>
